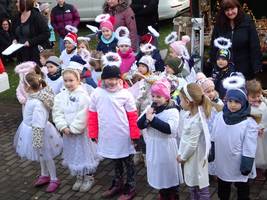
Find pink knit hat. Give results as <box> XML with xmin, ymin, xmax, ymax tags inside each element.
<box><xmin>100</xmin><ymin>20</ymin><xmax>114</xmax><ymax>31</ymax></box>
<box><xmin>151</xmin><ymin>79</ymin><xmax>171</xmax><ymax>99</ymax></box>
<box><xmin>199</xmin><ymin>78</ymin><xmax>215</xmax><ymax>92</ymax></box>
<box><xmin>170</xmin><ymin>35</ymin><xmax>190</xmax><ymax>59</ymax></box>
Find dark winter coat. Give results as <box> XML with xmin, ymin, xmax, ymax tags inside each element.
<box><xmin>210</xmin><ymin>14</ymin><xmax>262</xmax><ymax>80</ymax></box>
<box><xmin>51</xmin><ymin>2</ymin><xmax>80</xmax><ymax>38</ymax></box>
<box><xmin>136</xmin><ymin>49</ymin><xmax>165</xmax><ymax>72</ymax></box>
<box><xmin>0</xmin><ymin>28</ymin><xmax>12</xmax><ymax>54</ymax></box>
<box><xmin>103</xmin><ymin>0</ymin><xmax>138</xmax><ymax>52</ymax></box>
<box><xmin>131</xmin><ymin>0</ymin><xmax>159</xmax><ymax>36</ymax></box>
<box><xmin>96</xmin><ymin>33</ymin><xmax>118</xmax><ymax>54</ymax></box>
<box><xmin>12</xmin><ymin>9</ymin><xmax>50</xmax><ymax>64</ymax></box>
<box><xmin>212</xmin><ymin>63</ymin><xmax>236</xmax><ymax>99</ymax></box>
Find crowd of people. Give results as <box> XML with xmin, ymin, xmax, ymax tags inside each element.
<box><xmin>1</xmin><ymin>0</ymin><xmax>266</xmax><ymax>200</ymax></box>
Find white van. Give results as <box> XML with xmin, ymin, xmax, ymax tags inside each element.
<box><xmin>39</xmin><ymin>0</ymin><xmax>189</xmax><ymax>22</ymax></box>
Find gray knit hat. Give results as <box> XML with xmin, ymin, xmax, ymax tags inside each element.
<box><xmin>46</xmin><ymin>56</ymin><xmax>62</xmax><ymax>68</ymax></box>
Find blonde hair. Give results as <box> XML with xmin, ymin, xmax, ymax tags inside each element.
<box><xmin>89</xmin><ymin>50</ymin><xmax>103</xmax><ymax>71</ymax></box>
<box><xmin>25</xmin><ymin>72</ymin><xmax>47</xmax><ymax>91</ymax></box>
<box><xmin>246</xmin><ymin>79</ymin><xmax>264</xmax><ymax>95</ymax></box>
<box><xmin>40</xmin><ymin>49</ymin><xmax>55</xmax><ymax>59</ymax></box>
<box><xmin>180</xmin><ymin>83</ymin><xmax>213</xmax><ymax>118</ymax></box>
<box><xmin>78</xmin><ymin>39</ymin><xmax>90</xmax><ymax>51</ymax></box>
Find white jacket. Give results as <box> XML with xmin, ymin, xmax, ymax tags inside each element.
<box><xmin>53</xmin><ymin>85</ymin><xmax>90</xmax><ymax>134</ymax></box>
<box><xmin>178</xmin><ymin>112</ymin><xmax>209</xmax><ymax>189</ymax></box>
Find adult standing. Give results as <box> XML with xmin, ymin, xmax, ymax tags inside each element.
<box><xmin>103</xmin><ymin>0</ymin><xmax>138</xmax><ymax>52</ymax></box>
<box><xmin>0</xmin><ymin>0</ymin><xmax>9</xmax><ymax>22</ymax></box>
<box><xmin>12</xmin><ymin>0</ymin><xmax>50</xmax><ymax>64</ymax></box>
<box><xmin>131</xmin><ymin>0</ymin><xmax>159</xmax><ymax>45</ymax></box>
<box><xmin>51</xmin><ymin>0</ymin><xmax>80</xmax><ymax>52</ymax></box>
<box><xmin>210</xmin><ymin>0</ymin><xmax>262</xmax><ymax>80</ymax></box>
<box><xmin>0</xmin><ymin>18</ymin><xmax>13</xmax><ymax>63</ymax></box>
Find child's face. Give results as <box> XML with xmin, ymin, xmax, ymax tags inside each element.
<box><xmin>169</xmin><ymin>47</ymin><xmax>177</xmax><ymax>58</ymax></box>
<box><xmin>138</xmin><ymin>64</ymin><xmax>148</xmax><ymax>75</ymax></box>
<box><xmin>40</xmin><ymin>56</ymin><xmax>46</xmax><ymax>66</ymax></box>
<box><xmin>204</xmin><ymin>87</ymin><xmax>216</xmax><ymax>101</ymax></box>
<box><xmin>77</xmin><ymin>43</ymin><xmax>87</xmax><ymax>54</ymax></box>
<box><xmin>165</xmin><ymin>65</ymin><xmax>175</xmax><ymax>75</ymax></box>
<box><xmin>152</xmin><ymin>94</ymin><xmax>168</xmax><ymax>107</ymax></box>
<box><xmin>227</xmin><ymin>99</ymin><xmax>242</xmax><ymax>112</ymax></box>
<box><xmin>101</xmin><ymin>28</ymin><xmax>113</xmax><ymax>40</ymax></box>
<box><xmin>103</xmin><ymin>78</ymin><xmax>120</xmax><ymax>92</ymax></box>
<box><xmin>47</xmin><ymin>63</ymin><xmax>58</xmax><ymax>75</ymax></box>
<box><xmin>63</xmin><ymin>72</ymin><xmax>79</xmax><ymax>91</ymax></box>
<box><xmin>216</xmin><ymin>58</ymin><xmax>228</xmax><ymax>69</ymax></box>
<box><xmin>118</xmin><ymin>44</ymin><xmax>130</xmax><ymax>53</ymax></box>
<box><xmin>248</xmin><ymin>92</ymin><xmax>261</xmax><ymax>107</ymax></box>
<box><xmin>65</xmin><ymin>41</ymin><xmax>75</xmax><ymax>52</ymax></box>
<box><xmin>179</xmin><ymin>94</ymin><xmax>191</xmax><ymax>111</ymax></box>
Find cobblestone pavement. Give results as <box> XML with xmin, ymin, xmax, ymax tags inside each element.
<box><xmin>1</xmin><ymin>104</ymin><xmax>267</xmax><ymax>200</ymax></box>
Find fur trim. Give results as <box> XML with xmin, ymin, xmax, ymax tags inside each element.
<box><xmin>140</xmin><ymin>43</ymin><xmax>156</xmax><ymax>54</ymax></box>
<box><xmin>77</xmin><ymin>36</ymin><xmax>91</xmax><ymax>42</ymax></box>
<box><xmin>214</xmin><ymin>37</ymin><xmax>232</xmax><ymax>50</ymax></box>
<box><xmin>165</xmin><ymin>32</ymin><xmax>178</xmax><ymax>45</ymax></box>
<box><xmin>95</xmin><ymin>14</ymin><xmax>111</xmax><ymax>23</ymax></box>
<box><xmin>148</xmin><ymin>26</ymin><xmax>159</xmax><ymax>38</ymax></box>
<box><xmin>115</xmin><ymin>26</ymin><xmax>130</xmax><ymax>39</ymax></box>
<box><xmin>15</xmin><ymin>61</ymin><xmax>36</xmax><ymax>74</ymax></box>
<box><xmin>102</xmin><ymin>52</ymin><xmax>122</xmax><ymax>68</ymax></box>
<box><xmin>223</xmin><ymin>75</ymin><xmax>245</xmax><ymax>90</ymax></box>
<box><xmin>103</xmin><ymin>0</ymin><xmax>129</xmax><ymax>15</ymax></box>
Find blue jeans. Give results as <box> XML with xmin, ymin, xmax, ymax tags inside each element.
<box><xmin>59</xmin><ymin>37</ymin><xmax>65</xmax><ymax>53</ymax></box>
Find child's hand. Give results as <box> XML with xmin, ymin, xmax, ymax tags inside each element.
<box><xmin>176</xmin><ymin>155</ymin><xmax>185</xmax><ymax>164</ymax></box>
<box><xmin>258</xmin><ymin>128</ymin><xmax>264</xmax><ymax>138</ymax></box>
<box><xmin>62</xmin><ymin>128</ymin><xmax>70</xmax><ymax>135</ymax></box>
<box><xmin>146</xmin><ymin>108</ymin><xmax>155</xmax><ymax>121</ymax></box>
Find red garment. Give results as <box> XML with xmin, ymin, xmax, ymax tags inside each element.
<box><xmin>126</xmin><ymin>111</ymin><xmax>140</xmax><ymax>139</ymax></box>
<box><xmin>0</xmin><ymin>58</ymin><xmax>5</xmax><ymax>73</ymax></box>
<box><xmin>118</xmin><ymin>48</ymin><xmax>136</xmax><ymax>75</ymax></box>
<box><xmin>88</xmin><ymin>111</ymin><xmax>98</xmax><ymax>139</ymax></box>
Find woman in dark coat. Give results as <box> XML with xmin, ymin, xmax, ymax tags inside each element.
<box><xmin>12</xmin><ymin>0</ymin><xmax>50</xmax><ymax>64</ymax></box>
<box><xmin>0</xmin><ymin>18</ymin><xmax>12</xmax><ymax>63</ymax></box>
<box><xmin>210</xmin><ymin>0</ymin><xmax>262</xmax><ymax>80</ymax></box>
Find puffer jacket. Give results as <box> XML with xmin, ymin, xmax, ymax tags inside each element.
<box><xmin>51</xmin><ymin>2</ymin><xmax>80</xmax><ymax>38</ymax></box>
<box><xmin>103</xmin><ymin>0</ymin><xmax>138</xmax><ymax>52</ymax></box>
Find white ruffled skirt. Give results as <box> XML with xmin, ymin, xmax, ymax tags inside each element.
<box><xmin>14</xmin><ymin>122</ymin><xmax>63</xmax><ymax>161</ymax></box>
<box><xmin>62</xmin><ymin>133</ymin><xmax>100</xmax><ymax>176</ymax></box>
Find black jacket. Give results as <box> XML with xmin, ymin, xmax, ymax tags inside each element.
<box><xmin>210</xmin><ymin>14</ymin><xmax>262</xmax><ymax>80</ymax></box>
<box><xmin>12</xmin><ymin>9</ymin><xmax>50</xmax><ymax>64</ymax></box>
<box><xmin>131</xmin><ymin>0</ymin><xmax>159</xmax><ymax>36</ymax></box>
<box><xmin>0</xmin><ymin>29</ymin><xmax>12</xmax><ymax>53</ymax></box>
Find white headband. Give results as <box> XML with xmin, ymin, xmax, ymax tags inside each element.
<box><xmin>183</xmin><ymin>84</ymin><xmax>193</xmax><ymax>102</ymax></box>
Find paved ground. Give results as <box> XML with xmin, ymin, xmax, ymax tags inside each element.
<box><xmin>1</xmin><ymin>103</ymin><xmax>267</xmax><ymax>200</ymax></box>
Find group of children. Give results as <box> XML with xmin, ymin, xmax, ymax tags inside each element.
<box><xmin>12</xmin><ymin>14</ymin><xmax>267</xmax><ymax>200</ymax></box>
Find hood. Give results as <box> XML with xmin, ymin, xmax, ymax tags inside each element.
<box><xmin>103</xmin><ymin>0</ymin><xmax>130</xmax><ymax>15</ymax></box>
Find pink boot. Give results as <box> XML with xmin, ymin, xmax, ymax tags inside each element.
<box><xmin>46</xmin><ymin>179</ymin><xmax>60</xmax><ymax>193</ymax></box>
<box><xmin>34</xmin><ymin>176</ymin><xmax>50</xmax><ymax>187</ymax></box>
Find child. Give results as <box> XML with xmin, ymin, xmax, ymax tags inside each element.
<box><xmin>77</xmin><ymin>37</ymin><xmax>91</xmax><ymax>55</ymax></box>
<box><xmin>53</xmin><ymin>67</ymin><xmax>99</xmax><ymax>192</ymax></box>
<box><xmin>88</xmin><ymin>65</ymin><xmax>140</xmax><ymax>199</ymax></box>
<box><xmin>212</xmin><ymin>76</ymin><xmax>258</xmax><ymax>200</ymax></box>
<box><xmin>137</xmin><ymin>79</ymin><xmax>183</xmax><ymax>199</ymax></box>
<box><xmin>89</xmin><ymin>50</ymin><xmax>103</xmax><ymax>84</ymax></box>
<box><xmin>247</xmin><ymin>80</ymin><xmax>267</xmax><ymax>181</ymax></box>
<box><xmin>15</xmin><ymin>62</ymin><xmax>43</xmax><ymax>106</ymax></box>
<box><xmin>212</xmin><ymin>37</ymin><xmax>235</xmax><ymax>99</ymax></box>
<box><xmin>39</xmin><ymin>49</ymin><xmax>55</xmax><ymax>75</ymax></box>
<box><xmin>177</xmin><ymin>83</ymin><xmax>212</xmax><ymax>199</ymax></box>
<box><xmin>196</xmin><ymin>73</ymin><xmax>223</xmax><ymax>106</ymax></box>
<box><xmin>14</xmin><ymin>72</ymin><xmax>62</xmax><ymax>193</ymax></box>
<box><xmin>96</xmin><ymin>17</ymin><xmax>118</xmax><ymax>54</ymax></box>
<box><xmin>117</xmin><ymin>36</ymin><xmax>136</xmax><ymax>76</ymax></box>
<box><xmin>69</xmin><ymin>55</ymin><xmax>97</xmax><ymax>89</ymax></box>
<box><xmin>136</xmin><ymin>34</ymin><xmax>164</xmax><ymax>72</ymax></box>
<box><xmin>60</xmin><ymin>31</ymin><xmax>78</xmax><ymax>69</ymax></box>
<box><xmin>45</xmin><ymin>56</ymin><xmax>64</xmax><ymax>94</ymax></box>
<box><xmin>40</xmin><ymin>3</ymin><xmax>56</xmax><ymax>48</ymax></box>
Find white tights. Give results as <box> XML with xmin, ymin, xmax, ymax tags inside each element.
<box><xmin>40</xmin><ymin>159</ymin><xmax>57</xmax><ymax>181</ymax></box>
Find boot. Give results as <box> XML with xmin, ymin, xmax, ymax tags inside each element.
<box><xmin>80</xmin><ymin>175</ymin><xmax>94</xmax><ymax>192</ymax></box>
<box><xmin>102</xmin><ymin>179</ymin><xmax>123</xmax><ymax>198</ymax></box>
<box><xmin>117</xmin><ymin>183</ymin><xmax>136</xmax><ymax>200</ymax></box>
<box><xmin>72</xmin><ymin>175</ymin><xmax>83</xmax><ymax>191</ymax></box>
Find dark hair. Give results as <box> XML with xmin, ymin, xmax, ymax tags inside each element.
<box><xmin>215</xmin><ymin>0</ymin><xmax>244</xmax><ymax>31</ymax></box>
<box><xmin>19</xmin><ymin>0</ymin><xmax>34</xmax><ymax>12</ymax></box>
<box><xmin>1</xmin><ymin>18</ymin><xmax>11</xmax><ymax>30</ymax></box>
<box><xmin>25</xmin><ymin>72</ymin><xmax>46</xmax><ymax>91</ymax></box>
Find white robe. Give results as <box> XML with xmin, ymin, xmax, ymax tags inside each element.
<box><xmin>212</xmin><ymin>112</ymin><xmax>258</xmax><ymax>182</ymax></box>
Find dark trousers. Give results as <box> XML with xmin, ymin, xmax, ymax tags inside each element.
<box><xmin>159</xmin><ymin>186</ymin><xmax>179</xmax><ymax>200</ymax></box>
<box><xmin>217</xmin><ymin>178</ymin><xmax>250</xmax><ymax>200</ymax></box>
<box><xmin>113</xmin><ymin>154</ymin><xmax>135</xmax><ymax>188</ymax></box>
